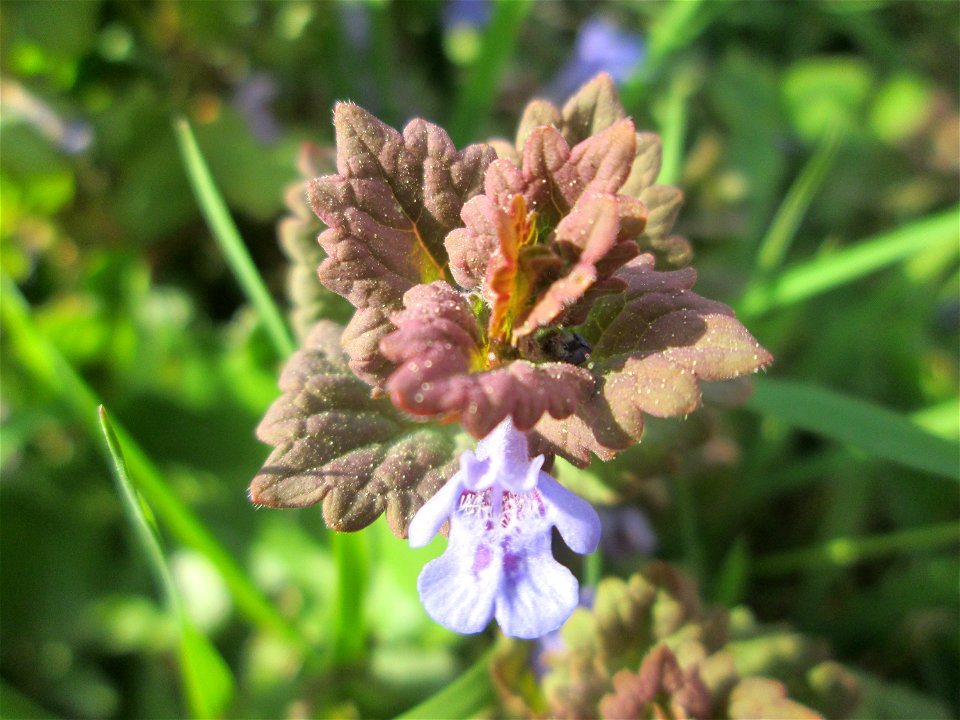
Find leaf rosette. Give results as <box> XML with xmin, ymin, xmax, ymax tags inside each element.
<box><xmin>252</xmin><ymin>73</ymin><xmax>772</xmax><ymax>533</ymax></box>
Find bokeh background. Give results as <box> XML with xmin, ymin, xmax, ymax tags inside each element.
<box><xmin>1</xmin><ymin>1</ymin><xmax>958</xmax><ymax>718</ymax></box>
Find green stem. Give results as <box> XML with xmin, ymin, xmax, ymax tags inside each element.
<box><xmin>752</xmin><ymin>521</ymin><xmax>960</xmax><ymax>575</ymax></box>
<box><xmin>395</xmin><ymin>646</ymin><xmax>496</xmax><ymax>720</ymax></box>
<box><xmin>449</xmin><ymin>0</ymin><xmax>532</xmax><ymax>144</ymax></box>
<box><xmin>672</xmin><ymin>476</ymin><xmax>704</xmax><ymax>583</ymax></box>
<box><xmin>173</xmin><ymin>117</ymin><xmax>296</xmax><ymax>359</ymax></box>
<box><xmin>655</xmin><ymin>66</ymin><xmax>697</xmax><ymax>187</ymax></box>
<box><xmin>739</xmin><ymin>207</ymin><xmax>959</xmax><ymax>317</ymax></box>
<box><xmin>751</xmin><ymin>125</ymin><xmax>844</xmax><ymax>280</ymax></box>
<box><xmin>329</xmin><ymin>530</ymin><xmax>372</xmax><ymax>666</ymax></box>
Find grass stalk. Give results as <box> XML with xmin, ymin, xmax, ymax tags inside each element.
<box><xmin>449</xmin><ymin>0</ymin><xmax>532</xmax><ymax>145</ymax></box>
<box><xmin>752</xmin><ymin>521</ymin><xmax>960</xmax><ymax>575</ymax></box>
<box><xmin>739</xmin><ymin>207</ymin><xmax>959</xmax><ymax>317</ymax></box>
<box><xmin>745</xmin><ymin>377</ymin><xmax>960</xmax><ymax>481</ymax></box>
<box><xmin>395</xmin><ymin>646</ymin><xmax>496</xmax><ymax>720</ymax></box>
<box><xmin>173</xmin><ymin>117</ymin><xmax>296</xmax><ymax>359</ymax></box>
<box><xmin>98</xmin><ymin>406</ymin><xmax>235</xmax><ymax>718</ymax></box>
<box><xmin>752</xmin><ymin>125</ymin><xmax>844</xmax><ymax>279</ymax></box>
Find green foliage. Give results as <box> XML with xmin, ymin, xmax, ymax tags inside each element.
<box><xmin>1</xmin><ymin>1</ymin><xmax>956</xmax><ymax>718</ymax></box>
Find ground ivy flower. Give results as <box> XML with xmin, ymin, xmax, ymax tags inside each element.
<box><xmin>408</xmin><ymin>418</ymin><xmax>601</xmax><ymax>639</ymax></box>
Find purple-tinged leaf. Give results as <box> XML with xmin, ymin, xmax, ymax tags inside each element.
<box><xmin>532</xmin><ymin>255</ymin><xmax>772</xmax><ymax>466</ymax></box>
<box><xmin>250</xmin><ymin>321</ymin><xmax>459</xmax><ymax>537</ymax></box>
<box><xmin>308</xmin><ymin>103</ymin><xmax>496</xmax><ymax>384</ymax></box>
<box><xmin>379</xmin><ymin>282</ymin><xmax>595</xmax><ymax>438</ymax></box>
<box><xmin>598</xmin><ymin>644</ymin><xmax>712</xmax><ymax>720</ymax></box>
<box><xmin>558</xmin><ymin>72</ymin><xmax>627</xmax><ymax>147</ymax></box>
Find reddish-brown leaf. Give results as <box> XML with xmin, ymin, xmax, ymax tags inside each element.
<box><xmin>380</xmin><ymin>282</ymin><xmax>595</xmax><ymax>437</ymax></box>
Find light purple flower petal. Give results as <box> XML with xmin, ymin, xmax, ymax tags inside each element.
<box><xmin>494</xmin><ymin>546</ymin><xmax>579</xmax><ymax>639</ymax></box>
<box><xmin>407</xmin><ymin>471</ymin><xmax>463</xmax><ymax>548</ymax></box>
<box><xmin>538</xmin><ymin>473</ymin><xmax>601</xmax><ymax>554</ymax></box>
<box><xmin>459</xmin><ymin>449</ymin><xmax>494</xmax><ymax>491</ymax></box>
<box><xmin>417</xmin><ymin>510</ymin><xmax>500</xmax><ymax>633</ymax></box>
<box><xmin>477</xmin><ymin>418</ymin><xmax>544</xmax><ymax>492</ymax></box>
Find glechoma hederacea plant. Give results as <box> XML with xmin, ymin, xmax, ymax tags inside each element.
<box><xmin>250</xmin><ymin>74</ymin><xmax>771</xmax><ymax>639</ymax></box>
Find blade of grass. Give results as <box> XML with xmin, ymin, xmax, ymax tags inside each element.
<box><xmin>739</xmin><ymin>207</ymin><xmax>959</xmax><ymax>317</ymax></box>
<box><xmin>99</xmin><ymin>406</ymin><xmax>234</xmax><ymax>719</ymax></box>
<box><xmin>751</xmin><ymin>125</ymin><xmax>844</xmax><ymax>280</ymax></box>
<box><xmin>654</xmin><ymin>64</ymin><xmax>698</xmax><ymax>187</ymax></box>
<box><xmin>672</xmin><ymin>476</ymin><xmax>705</xmax><ymax>583</ymax></box>
<box><xmin>744</xmin><ymin>377</ymin><xmax>960</xmax><ymax>481</ymax></box>
<box><xmin>752</xmin><ymin>521</ymin><xmax>960</xmax><ymax>575</ymax></box>
<box><xmin>173</xmin><ymin>117</ymin><xmax>296</xmax><ymax>359</ymax></box>
<box><xmin>620</xmin><ymin>0</ymin><xmax>717</xmax><ymax>110</ymax></box>
<box><xmin>911</xmin><ymin>399</ymin><xmax>960</xmax><ymax>440</ymax></box>
<box><xmin>395</xmin><ymin>646</ymin><xmax>496</xmax><ymax>720</ymax></box>
<box><xmin>449</xmin><ymin>0</ymin><xmax>532</xmax><ymax>144</ymax></box>
<box><xmin>1</xmin><ymin>276</ymin><xmax>313</xmax><ymax>659</ymax></box>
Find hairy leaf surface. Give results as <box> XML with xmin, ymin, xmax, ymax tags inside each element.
<box><xmin>379</xmin><ymin>282</ymin><xmax>595</xmax><ymax>438</ymax></box>
<box><xmin>251</xmin><ymin>322</ymin><xmax>459</xmax><ymax>537</ymax></box>
<box><xmin>308</xmin><ymin>103</ymin><xmax>495</xmax><ymax>384</ymax></box>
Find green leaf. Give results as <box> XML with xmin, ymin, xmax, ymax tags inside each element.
<box><xmin>739</xmin><ymin>207</ymin><xmax>960</xmax><ymax>317</ymax></box>
<box><xmin>98</xmin><ymin>406</ymin><xmax>235</xmax><ymax>719</ymax></box>
<box><xmin>745</xmin><ymin>377</ymin><xmax>960</xmax><ymax>481</ymax></box>
<box><xmin>173</xmin><ymin>117</ymin><xmax>296</xmax><ymax>359</ymax></box>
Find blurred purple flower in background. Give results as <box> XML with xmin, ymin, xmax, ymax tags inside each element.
<box><xmin>233</xmin><ymin>72</ymin><xmax>281</xmax><ymax>144</ymax></box>
<box><xmin>0</xmin><ymin>79</ymin><xmax>92</xmax><ymax>154</ymax></box>
<box><xmin>443</xmin><ymin>0</ymin><xmax>492</xmax><ymax>32</ymax></box>
<box><xmin>598</xmin><ymin>505</ymin><xmax>657</xmax><ymax>558</ymax></box>
<box><xmin>546</xmin><ymin>16</ymin><xmax>646</xmax><ymax>102</ymax></box>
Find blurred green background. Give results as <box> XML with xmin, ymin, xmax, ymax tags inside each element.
<box><xmin>1</xmin><ymin>1</ymin><xmax>957</xmax><ymax>718</ymax></box>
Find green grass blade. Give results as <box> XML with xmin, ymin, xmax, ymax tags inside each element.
<box><xmin>173</xmin><ymin>117</ymin><xmax>296</xmax><ymax>359</ymax></box>
<box><xmin>620</xmin><ymin>0</ymin><xmax>715</xmax><ymax>110</ymax></box>
<box><xmin>911</xmin><ymin>399</ymin><xmax>960</xmax><ymax>440</ymax></box>
<box><xmin>752</xmin><ymin>521</ymin><xmax>960</xmax><ymax>575</ymax></box>
<box><xmin>395</xmin><ymin>646</ymin><xmax>496</xmax><ymax>720</ymax></box>
<box><xmin>739</xmin><ymin>207</ymin><xmax>959</xmax><ymax>317</ymax></box>
<box><xmin>711</xmin><ymin>535</ymin><xmax>750</xmax><ymax>607</ymax></box>
<box><xmin>99</xmin><ymin>406</ymin><xmax>235</xmax><ymax>719</ymax></box>
<box><xmin>752</xmin><ymin>126</ymin><xmax>844</xmax><ymax>279</ymax></box>
<box><xmin>449</xmin><ymin>0</ymin><xmax>532</xmax><ymax>144</ymax></box>
<box><xmin>1</xmin><ymin>276</ymin><xmax>312</xmax><ymax>658</ymax></box>
<box><xmin>655</xmin><ymin>66</ymin><xmax>697</xmax><ymax>187</ymax></box>
<box><xmin>745</xmin><ymin>377</ymin><xmax>960</xmax><ymax>481</ymax></box>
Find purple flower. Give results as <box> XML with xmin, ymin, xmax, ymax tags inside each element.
<box><xmin>408</xmin><ymin>418</ymin><xmax>601</xmax><ymax>639</ymax></box>
<box><xmin>233</xmin><ymin>72</ymin><xmax>281</xmax><ymax>144</ymax></box>
<box><xmin>546</xmin><ymin>16</ymin><xmax>646</xmax><ymax>102</ymax></box>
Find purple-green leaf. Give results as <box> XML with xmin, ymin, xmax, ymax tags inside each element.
<box><xmin>308</xmin><ymin>102</ymin><xmax>496</xmax><ymax>385</ymax></box>
<box><xmin>250</xmin><ymin>321</ymin><xmax>459</xmax><ymax>537</ymax></box>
